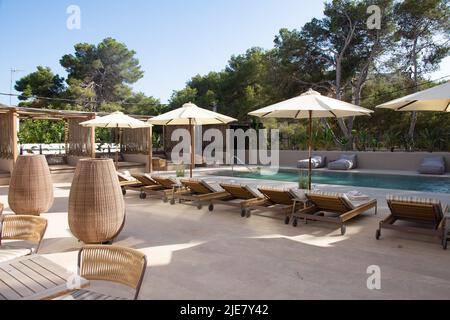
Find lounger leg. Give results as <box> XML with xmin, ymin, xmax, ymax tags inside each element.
<box><xmin>376</xmin><ymin>223</ymin><xmax>382</xmax><ymax>240</ymax></box>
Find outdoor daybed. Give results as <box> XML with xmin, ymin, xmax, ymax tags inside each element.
<box><xmin>418</xmin><ymin>156</ymin><xmax>446</xmax><ymax>175</ymax></box>
<box><xmin>328</xmin><ymin>154</ymin><xmax>357</xmax><ymax>170</ymax></box>
<box><xmin>297</xmin><ymin>156</ymin><xmax>326</xmax><ymax>169</ymax></box>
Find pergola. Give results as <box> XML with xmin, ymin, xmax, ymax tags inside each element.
<box><xmin>0</xmin><ymin>103</ymin><xmax>153</xmax><ymax>173</ymax></box>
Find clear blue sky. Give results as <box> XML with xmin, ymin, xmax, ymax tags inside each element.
<box><xmin>0</xmin><ymin>0</ymin><xmax>448</xmax><ymax>106</ymax></box>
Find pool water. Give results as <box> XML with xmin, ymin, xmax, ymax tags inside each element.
<box><xmin>212</xmin><ymin>170</ymin><xmax>450</xmax><ymax>194</ymax></box>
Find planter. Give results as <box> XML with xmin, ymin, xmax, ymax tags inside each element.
<box><xmin>68</xmin><ymin>158</ymin><xmax>125</xmax><ymax>244</ymax></box>
<box><xmin>8</xmin><ymin>155</ymin><xmax>54</xmax><ymax>216</ymax></box>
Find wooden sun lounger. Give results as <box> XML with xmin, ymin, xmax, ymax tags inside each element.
<box><xmin>127</xmin><ymin>174</ymin><xmax>170</xmax><ymax>199</ymax></box>
<box><xmin>117</xmin><ymin>174</ymin><xmax>144</xmax><ymax>196</ymax></box>
<box><xmin>248</xmin><ymin>188</ymin><xmax>306</xmax><ymax>224</ymax></box>
<box><xmin>176</xmin><ymin>179</ymin><xmax>230</xmax><ymax>209</ymax></box>
<box><xmin>209</xmin><ymin>184</ymin><xmax>267</xmax><ymax>217</ymax></box>
<box><xmin>376</xmin><ymin>196</ymin><xmax>448</xmax><ymax>249</ymax></box>
<box><xmin>292</xmin><ymin>192</ymin><xmax>377</xmax><ymax>235</ymax></box>
<box><xmin>140</xmin><ymin>176</ymin><xmax>190</xmax><ymax>203</ymax></box>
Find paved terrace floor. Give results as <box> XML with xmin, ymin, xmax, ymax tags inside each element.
<box><xmin>1</xmin><ymin>176</ymin><xmax>450</xmax><ymax>300</ymax></box>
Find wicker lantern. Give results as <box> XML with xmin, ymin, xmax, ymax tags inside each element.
<box><xmin>8</xmin><ymin>155</ymin><xmax>54</xmax><ymax>216</ymax></box>
<box><xmin>68</xmin><ymin>158</ymin><xmax>125</xmax><ymax>244</ymax></box>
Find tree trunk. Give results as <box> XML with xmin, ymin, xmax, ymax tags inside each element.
<box><xmin>408</xmin><ymin>39</ymin><xmax>419</xmax><ymax>145</ymax></box>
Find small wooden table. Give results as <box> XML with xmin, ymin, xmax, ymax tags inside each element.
<box><xmin>0</xmin><ymin>255</ymin><xmax>89</xmax><ymax>300</ymax></box>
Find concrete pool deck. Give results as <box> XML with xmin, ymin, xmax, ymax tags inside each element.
<box><xmin>1</xmin><ymin>176</ymin><xmax>450</xmax><ymax>300</ymax></box>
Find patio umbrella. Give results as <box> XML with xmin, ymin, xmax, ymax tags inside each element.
<box><xmin>149</xmin><ymin>102</ymin><xmax>237</xmax><ymax>178</ymax></box>
<box><xmin>376</xmin><ymin>81</ymin><xmax>450</xmax><ymax>112</ymax></box>
<box><xmin>249</xmin><ymin>89</ymin><xmax>373</xmax><ymax>190</ymax></box>
<box><xmin>80</xmin><ymin>111</ymin><xmax>152</xmax><ymax>169</ymax></box>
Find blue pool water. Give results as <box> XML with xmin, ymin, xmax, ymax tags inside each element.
<box><xmin>212</xmin><ymin>170</ymin><xmax>450</xmax><ymax>194</ymax></box>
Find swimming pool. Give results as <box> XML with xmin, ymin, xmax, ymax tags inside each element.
<box><xmin>211</xmin><ymin>169</ymin><xmax>450</xmax><ymax>193</ymax></box>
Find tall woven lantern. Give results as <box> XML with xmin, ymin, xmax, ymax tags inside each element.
<box><xmin>68</xmin><ymin>159</ymin><xmax>125</xmax><ymax>244</ymax></box>
<box><xmin>8</xmin><ymin>155</ymin><xmax>54</xmax><ymax>216</ymax></box>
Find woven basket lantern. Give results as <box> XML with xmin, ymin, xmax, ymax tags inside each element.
<box><xmin>8</xmin><ymin>155</ymin><xmax>54</xmax><ymax>216</ymax></box>
<box><xmin>68</xmin><ymin>159</ymin><xmax>125</xmax><ymax>244</ymax></box>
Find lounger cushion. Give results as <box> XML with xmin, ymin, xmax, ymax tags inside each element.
<box><xmin>418</xmin><ymin>156</ymin><xmax>445</xmax><ymax>175</ymax></box>
<box><xmin>297</xmin><ymin>156</ymin><xmax>326</xmax><ymax>169</ymax></box>
<box><xmin>306</xmin><ymin>191</ymin><xmax>356</xmax><ymax>210</ymax></box>
<box><xmin>0</xmin><ymin>247</ymin><xmax>33</xmax><ymax>263</ymax></box>
<box><xmin>244</xmin><ymin>185</ymin><xmax>262</xmax><ymax>198</ymax></box>
<box><xmin>117</xmin><ymin>171</ymin><xmax>135</xmax><ymax>182</ymax></box>
<box><xmin>288</xmin><ymin>188</ymin><xmax>307</xmax><ymax>200</ymax></box>
<box><xmin>328</xmin><ymin>154</ymin><xmax>357</xmax><ymax>170</ymax></box>
<box><xmin>386</xmin><ymin>195</ymin><xmax>442</xmax><ymax>206</ymax></box>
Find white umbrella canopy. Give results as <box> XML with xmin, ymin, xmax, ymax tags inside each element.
<box><xmin>80</xmin><ymin>111</ymin><xmax>152</xmax><ymax>128</ymax></box>
<box><xmin>80</xmin><ymin>111</ymin><xmax>152</xmax><ymax>169</ymax></box>
<box><xmin>149</xmin><ymin>102</ymin><xmax>237</xmax><ymax>125</ymax></box>
<box><xmin>249</xmin><ymin>89</ymin><xmax>373</xmax><ymax>190</ymax></box>
<box><xmin>376</xmin><ymin>81</ymin><xmax>450</xmax><ymax>112</ymax></box>
<box><xmin>149</xmin><ymin>103</ymin><xmax>237</xmax><ymax>178</ymax></box>
<box><xmin>249</xmin><ymin>89</ymin><xmax>373</xmax><ymax>118</ymax></box>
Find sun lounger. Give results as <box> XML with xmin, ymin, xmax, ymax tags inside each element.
<box><xmin>328</xmin><ymin>154</ymin><xmax>357</xmax><ymax>170</ymax></box>
<box><xmin>144</xmin><ymin>175</ymin><xmax>190</xmax><ymax>203</ymax></box>
<box><xmin>298</xmin><ymin>156</ymin><xmax>326</xmax><ymax>169</ymax></box>
<box><xmin>209</xmin><ymin>183</ymin><xmax>268</xmax><ymax>217</ymax></box>
<box><xmin>128</xmin><ymin>173</ymin><xmax>170</xmax><ymax>199</ymax></box>
<box><xmin>0</xmin><ymin>215</ymin><xmax>48</xmax><ymax>263</ymax></box>
<box><xmin>176</xmin><ymin>179</ymin><xmax>230</xmax><ymax>209</ymax></box>
<box><xmin>376</xmin><ymin>195</ymin><xmax>448</xmax><ymax>249</ymax></box>
<box><xmin>418</xmin><ymin>156</ymin><xmax>446</xmax><ymax>175</ymax></box>
<box><xmin>248</xmin><ymin>187</ymin><xmax>306</xmax><ymax>224</ymax></box>
<box><xmin>291</xmin><ymin>191</ymin><xmax>377</xmax><ymax>235</ymax></box>
<box><xmin>117</xmin><ymin>171</ymin><xmax>144</xmax><ymax>195</ymax></box>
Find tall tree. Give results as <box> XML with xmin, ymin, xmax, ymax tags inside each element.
<box><xmin>60</xmin><ymin>37</ymin><xmax>144</xmax><ymax>112</ymax></box>
<box><xmin>14</xmin><ymin>66</ymin><xmax>65</xmax><ymax>109</ymax></box>
<box><xmin>393</xmin><ymin>0</ymin><xmax>450</xmax><ymax>143</ymax></box>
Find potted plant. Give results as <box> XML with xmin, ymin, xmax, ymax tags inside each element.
<box><xmin>176</xmin><ymin>163</ymin><xmax>186</xmax><ymax>178</ymax></box>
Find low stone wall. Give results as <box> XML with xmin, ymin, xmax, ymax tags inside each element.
<box><xmin>277</xmin><ymin>150</ymin><xmax>450</xmax><ymax>172</ymax></box>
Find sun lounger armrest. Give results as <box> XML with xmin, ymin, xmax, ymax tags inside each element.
<box><xmin>340</xmin><ymin>200</ymin><xmax>377</xmax><ymax>222</ymax></box>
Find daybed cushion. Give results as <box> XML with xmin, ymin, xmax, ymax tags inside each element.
<box><xmin>328</xmin><ymin>154</ymin><xmax>357</xmax><ymax>170</ymax></box>
<box><xmin>418</xmin><ymin>156</ymin><xmax>445</xmax><ymax>175</ymax></box>
<box><xmin>297</xmin><ymin>156</ymin><xmax>326</xmax><ymax>169</ymax></box>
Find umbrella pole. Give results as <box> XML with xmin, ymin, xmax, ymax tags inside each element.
<box><xmin>308</xmin><ymin>110</ymin><xmax>312</xmax><ymax>191</ymax></box>
<box><xmin>189</xmin><ymin>119</ymin><xmax>194</xmax><ymax>178</ymax></box>
<box><xmin>115</xmin><ymin>125</ymin><xmax>120</xmax><ymax>170</ymax></box>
